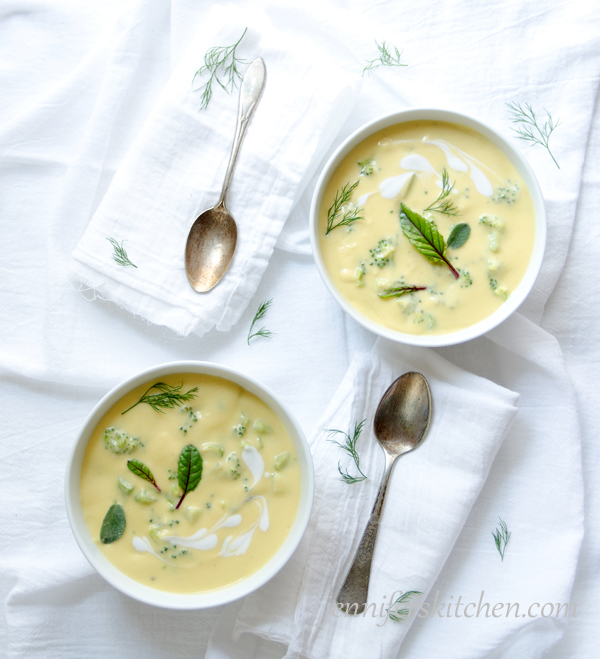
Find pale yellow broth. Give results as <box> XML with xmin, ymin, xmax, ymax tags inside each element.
<box><xmin>319</xmin><ymin>120</ymin><xmax>536</xmax><ymax>335</ymax></box>
<box><xmin>80</xmin><ymin>373</ymin><xmax>301</xmax><ymax>593</ymax></box>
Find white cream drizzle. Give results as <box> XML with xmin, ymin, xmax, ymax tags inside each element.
<box><xmin>378</xmin><ymin>171</ymin><xmax>415</xmax><ymax>199</ymax></box>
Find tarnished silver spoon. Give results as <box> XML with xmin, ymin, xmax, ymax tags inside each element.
<box><xmin>185</xmin><ymin>57</ymin><xmax>266</xmax><ymax>292</ymax></box>
<box><xmin>337</xmin><ymin>371</ymin><xmax>432</xmax><ymax>614</ymax></box>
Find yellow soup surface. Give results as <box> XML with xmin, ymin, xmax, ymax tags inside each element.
<box><xmin>80</xmin><ymin>373</ymin><xmax>301</xmax><ymax>593</ymax></box>
<box><xmin>318</xmin><ymin>120</ymin><xmax>536</xmax><ymax>335</ymax></box>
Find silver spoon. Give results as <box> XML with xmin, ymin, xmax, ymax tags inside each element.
<box><xmin>337</xmin><ymin>371</ymin><xmax>432</xmax><ymax>614</ymax></box>
<box><xmin>185</xmin><ymin>57</ymin><xmax>266</xmax><ymax>292</ymax></box>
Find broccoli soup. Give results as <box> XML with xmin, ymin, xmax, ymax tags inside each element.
<box><xmin>79</xmin><ymin>373</ymin><xmax>301</xmax><ymax>594</ymax></box>
<box><xmin>318</xmin><ymin>120</ymin><xmax>536</xmax><ymax>335</ymax></box>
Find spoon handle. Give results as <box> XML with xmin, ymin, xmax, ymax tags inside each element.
<box><xmin>337</xmin><ymin>454</ymin><xmax>396</xmax><ymax>614</ymax></box>
<box><xmin>218</xmin><ymin>57</ymin><xmax>266</xmax><ymax>206</ymax></box>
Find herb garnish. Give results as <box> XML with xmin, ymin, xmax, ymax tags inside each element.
<box><xmin>492</xmin><ymin>517</ymin><xmax>511</xmax><ymax>560</ymax></box>
<box><xmin>446</xmin><ymin>223</ymin><xmax>471</xmax><ymax>249</ymax></box>
<box><xmin>326</xmin><ymin>181</ymin><xmax>363</xmax><ymax>234</ymax></box>
<box><xmin>362</xmin><ymin>40</ymin><xmax>406</xmax><ymax>76</ymax></box>
<box><xmin>506</xmin><ymin>101</ymin><xmax>560</xmax><ymax>169</ymax></box>
<box><xmin>388</xmin><ymin>590</ymin><xmax>423</xmax><ymax>622</ymax></box>
<box><xmin>127</xmin><ymin>459</ymin><xmax>161</xmax><ymax>492</ymax></box>
<box><xmin>378</xmin><ymin>285</ymin><xmax>426</xmax><ymax>299</ymax></box>
<box><xmin>247</xmin><ymin>299</ymin><xmax>274</xmax><ymax>344</ymax></box>
<box><xmin>107</xmin><ymin>238</ymin><xmax>137</xmax><ymax>268</ymax></box>
<box><xmin>400</xmin><ymin>203</ymin><xmax>459</xmax><ymax>279</ymax></box>
<box><xmin>100</xmin><ymin>502</ymin><xmax>126</xmax><ymax>544</ymax></box>
<box><xmin>121</xmin><ymin>383</ymin><xmax>198</xmax><ymax>415</ymax></box>
<box><xmin>175</xmin><ymin>444</ymin><xmax>203</xmax><ymax>509</ymax></box>
<box><xmin>423</xmin><ymin>169</ymin><xmax>459</xmax><ymax>216</ymax></box>
<box><xmin>326</xmin><ymin>419</ymin><xmax>367</xmax><ymax>484</ymax></box>
<box><xmin>193</xmin><ymin>28</ymin><xmax>248</xmax><ymax>110</ymax></box>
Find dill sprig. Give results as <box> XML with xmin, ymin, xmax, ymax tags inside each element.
<box><xmin>121</xmin><ymin>383</ymin><xmax>198</xmax><ymax>415</ymax></box>
<box><xmin>326</xmin><ymin>181</ymin><xmax>363</xmax><ymax>235</ymax></box>
<box><xmin>388</xmin><ymin>590</ymin><xmax>423</xmax><ymax>622</ymax></box>
<box><xmin>362</xmin><ymin>40</ymin><xmax>406</xmax><ymax>76</ymax></box>
<box><xmin>107</xmin><ymin>238</ymin><xmax>137</xmax><ymax>268</ymax></box>
<box><xmin>492</xmin><ymin>517</ymin><xmax>511</xmax><ymax>561</ymax></box>
<box><xmin>423</xmin><ymin>169</ymin><xmax>459</xmax><ymax>216</ymax></box>
<box><xmin>193</xmin><ymin>28</ymin><xmax>248</xmax><ymax>110</ymax></box>
<box><xmin>247</xmin><ymin>299</ymin><xmax>274</xmax><ymax>345</ymax></box>
<box><xmin>506</xmin><ymin>101</ymin><xmax>561</xmax><ymax>169</ymax></box>
<box><xmin>326</xmin><ymin>419</ymin><xmax>367</xmax><ymax>484</ymax></box>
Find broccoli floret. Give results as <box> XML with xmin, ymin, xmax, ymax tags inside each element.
<box><xmin>104</xmin><ymin>427</ymin><xmax>141</xmax><ymax>454</ymax></box>
<box><xmin>369</xmin><ymin>239</ymin><xmax>395</xmax><ymax>268</ymax></box>
<box><xmin>358</xmin><ymin>158</ymin><xmax>375</xmax><ymax>176</ymax></box>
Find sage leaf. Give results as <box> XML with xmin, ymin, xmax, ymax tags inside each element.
<box><xmin>176</xmin><ymin>444</ymin><xmax>203</xmax><ymax>509</ymax></box>
<box><xmin>378</xmin><ymin>285</ymin><xmax>426</xmax><ymax>299</ymax></box>
<box><xmin>447</xmin><ymin>223</ymin><xmax>471</xmax><ymax>249</ymax></box>
<box><xmin>100</xmin><ymin>502</ymin><xmax>126</xmax><ymax>544</ymax></box>
<box><xmin>399</xmin><ymin>203</ymin><xmax>459</xmax><ymax>279</ymax></box>
<box><xmin>127</xmin><ymin>459</ymin><xmax>161</xmax><ymax>492</ymax></box>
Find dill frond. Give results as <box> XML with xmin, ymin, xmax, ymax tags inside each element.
<box><xmin>107</xmin><ymin>238</ymin><xmax>137</xmax><ymax>268</ymax></box>
<box><xmin>247</xmin><ymin>299</ymin><xmax>274</xmax><ymax>345</ymax></box>
<box><xmin>388</xmin><ymin>590</ymin><xmax>423</xmax><ymax>622</ymax></box>
<box><xmin>326</xmin><ymin>181</ymin><xmax>363</xmax><ymax>234</ymax></box>
<box><xmin>423</xmin><ymin>169</ymin><xmax>459</xmax><ymax>216</ymax></box>
<box><xmin>506</xmin><ymin>101</ymin><xmax>560</xmax><ymax>169</ymax></box>
<box><xmin>193</xmin><ymin>28</ymin><xmax>248</xmax><ymax>110</ymax></box>
<box><xmin>492</xmin><ymin>517</ymin><xmax>511</xmax><ymax>561</ymax></box>
<box><xmin>326</xmin><ymin>419</ymin><xmax>367</xmax><ymax>484</ymax></box>
<box><xmin>121</xmin><ymin>383</ymin><xmax>198</xmax><ymax>415</ymax></box>
<box><xmin>363</xmin><ymin>40</ymin><xmax>406</xmax><ymax>76</ymax></box>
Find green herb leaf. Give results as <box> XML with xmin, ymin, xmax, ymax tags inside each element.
<box><xmin>247</xmin><ymin>299</ymin><xmax>274</xmax><ymax>344</ymax></box>
<box><xmin>107</xmin><ymin>238</ymin><xmax>137</xmax><ymax>268</ymax></box>
<box><xmin>446</xmin><ymin>223</ymin><xmax>471</xmax><ymax>249</ymax></box>
<box><xmin>506</xmin><ymin>101</ymin><xmax>560</xmax><ymax>169</ymax></box>
<box><xmin>100</xmin><ymin>502</ymin><xmax>126</xmax><ymax>544</ymax></box>
<box><xmin>127</xmin><ymin>459</ymin><xmax>161</xmax><ymax>492</ymax></box>
<box><xmin>388</xmin><ymin>590</ymin><xmax>423</xmax><ymax>622</ymax></box>
<box><xmin>399</xmin><ymin>203</ymin><xmax>459</xmax><ymax>279</ymax></box>
<box><xmin>326</xmin><ymin>420</ymin><xmax>367</xmax><ymax>484</ymax></box>
<box><xmin>492</xmin><ymin>517</ymin><xmax>511</xmax><ymax>561</ymax></box>
<box><xmin>378</xmin><ymin>285</ymin><xmax>426</xmax><ymax>299</ymax></box>
<box><xmin>362</xmin><ymin>40</ymin><xmax>406</xmax><ymax>76</ymax></box>
<box><xmin>176</xmin><ymin>445</ymin><xmax>203</xmax><ymax>509</ymax></box>
<box><xmin>325</xmin><ymin>181</ymin><xmax>363</xmax><ymax>234</ymax></box>
<box><xmin>121</xmin><ymin>382</ymin><xmax>198</xmax><ymax>415</ymax></box>
<box><xmin>423</xmin><ymin>168</ymin><xmax>459</xmax><ymax>217</ymax></box>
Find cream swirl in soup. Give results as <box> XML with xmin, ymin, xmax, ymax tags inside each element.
<box><xmin>318</xmin><ymin>120</ymin><xmax>536</xmax><ymax>335</ymax></box>
<box><xmin>79</xmin><ymin>374</ymin><xmax>301</xmax><ymax>593</ymax></box>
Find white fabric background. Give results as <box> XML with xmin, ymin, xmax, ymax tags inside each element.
<box><xmin>1</xmin><ymin>0</ymin><xmax>598</xmax><ymax>658</ymax></box>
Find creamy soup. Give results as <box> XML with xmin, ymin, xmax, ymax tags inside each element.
<box><xmin>80</xmin><ymin>373</ymin><xmax>301</xmax><ymax>593</ymax></box>
<box><xmin>318</xmin><ymin>120</ymin><xmax>536</xmax><ymax>335</ymax></box>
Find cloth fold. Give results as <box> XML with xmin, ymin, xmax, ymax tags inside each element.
<box><xmin>207</xmin><ymin>340</ymin><xmax>519</xmax><ymax>659</ymax></box>
<box><xmin>71</xmin><ymin>3</ymin><xmax>360</xmax><ymax>337</ymax></box>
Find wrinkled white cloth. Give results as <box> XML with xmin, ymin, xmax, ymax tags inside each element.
<box><xmin>71</xmin><ymin>3</ymin><xmax>359</xmax><ymax>337</ymax></box>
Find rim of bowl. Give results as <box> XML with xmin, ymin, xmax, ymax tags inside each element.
<box><xmin>65</xmin><ymin>361</ymin><xmax>315</xmax><ymax>610</ymax></box>
<box><xmin>309</xmin><ymin>107</ymin><xmax>547</xmax><ymax>347</ymax></box>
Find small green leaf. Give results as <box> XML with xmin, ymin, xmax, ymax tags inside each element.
<box><xmin>127</xmin><ymin>459</ymin><xmax>161</xmax><ymax>492</ymax></box>
<box><xmin>378</xmin><ymin>285</ymin><xmax>426</xmax><ymax>299</ymax></box>
<box><xmin>176</xmin><ymin>445</ymin><xmax>203</xmax><ymax>509</ymax></box>
<box><xmin>447</xmin><ymin>223</ymin><xmax>471</xmax><ymax>249</ymax></box>
<box><xmin>100</xmin><ymin>502</ymin><xmax>126</xmax><ymax>544</ymax></box>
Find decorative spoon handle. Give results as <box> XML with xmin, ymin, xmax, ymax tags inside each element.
<box><xmin>218</xmin><ymin>57</ymin><xmax>266</xmax><ymax>206</ymax></box>
<box><xmin>337</xmin><ymin>454</ymin><xmax>396</xmax><ymax>614</ymax></box>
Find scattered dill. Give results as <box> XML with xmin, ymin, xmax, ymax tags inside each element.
<box><xmin>107</xmin><ymin>238</ymin><xmax>137</xmax><ymax>268</ymax></box>
<box><xmin>492</xmin><ymin>517</ymin><xmax>511</xmax><ymax>561</ymax></box>
<box><xmin>326</xmin><ymin>181</ymin><xmax>363</xmax><ymax>234</ymax></box>
<box><xmin>326</xmin><ymin>419</ymin><xmax>367</xmax><ymax>484</ymax></box>
<box><xmin>362</xmin><ymin>40</ymin><xmax>406</xmax><ymax>76</ymax></box>
<box><xmin>193</xmin><ymin>28</ymin><xmax>248</xmax><ymax>110</ymax></box>
<box><xmin>388</xmin><ymin>590</ymin><xmax>423</xmax><ymax>622</ymax></box>
<box><xmin>122</xmin><ymin>383</ymin><xmax>199</xmax><ymax>415</ymax></box>
<box><xmin>423</xmin><ymin>169</ymin><xmax>459</xmax><ymax>216</ymax></box>
<box><xmin>247</xmin><ymin>299</ymin><xmax>274</xmax><ymax>345</ymax></box>
<box><xmin>506</xmin><ymin>101</ymin><xmax>560</xmax><ymax>169</ymax></box>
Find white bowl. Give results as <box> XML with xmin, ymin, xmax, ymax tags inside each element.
<box><xmin>65</xmin><ymin>361</ymin><xmax>314</xmax><ymax>609</ymax></box>
<box><xmin>309</xmin><ymin>108</ymin><xmax>546</xmax><ymax>347</ymax></box>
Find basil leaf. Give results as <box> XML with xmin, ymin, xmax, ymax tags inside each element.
<box><xmin>176</xmin><ymin>444</ymin><xmax>203</xmax><ymax>509</ymax></box>
<box><xmin>447</xmin><ymin>223</ymin><xmax>471</xmax><ymax>249</ymax></box>
<box><xmin>100</xmin><ymin>502</ymin><xmax>126</xmax><ymax>544</ymax></box>
<box><xmin>399</xmin><ymin>203</ymin><xmax>459</xmax><ymax>279</ymax></box>
<box><xmin>127</xmin><ymin>459</ymin><xmax>161</xmax><ymax>492</ymax></box>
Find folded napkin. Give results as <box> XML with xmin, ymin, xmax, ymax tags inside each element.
<box><xmin>71</xmin><ymin>3</ymin><xmax>359</xmax><ymax>337</ymax></box>
<box><xmin>206</xmin><ymin>339</ymin><xmax>519</xmax><ymax>659</ymax></box>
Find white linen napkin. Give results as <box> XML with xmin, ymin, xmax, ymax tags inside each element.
<box><xmin>206</xmin><ymin>339</ymin><xmax>519</xmax><ymax>659</ymax></box>
<box><xmin>71</xmin><ymin>3</ymin><xmax>359</xmax><ymax>337</ymax></box>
